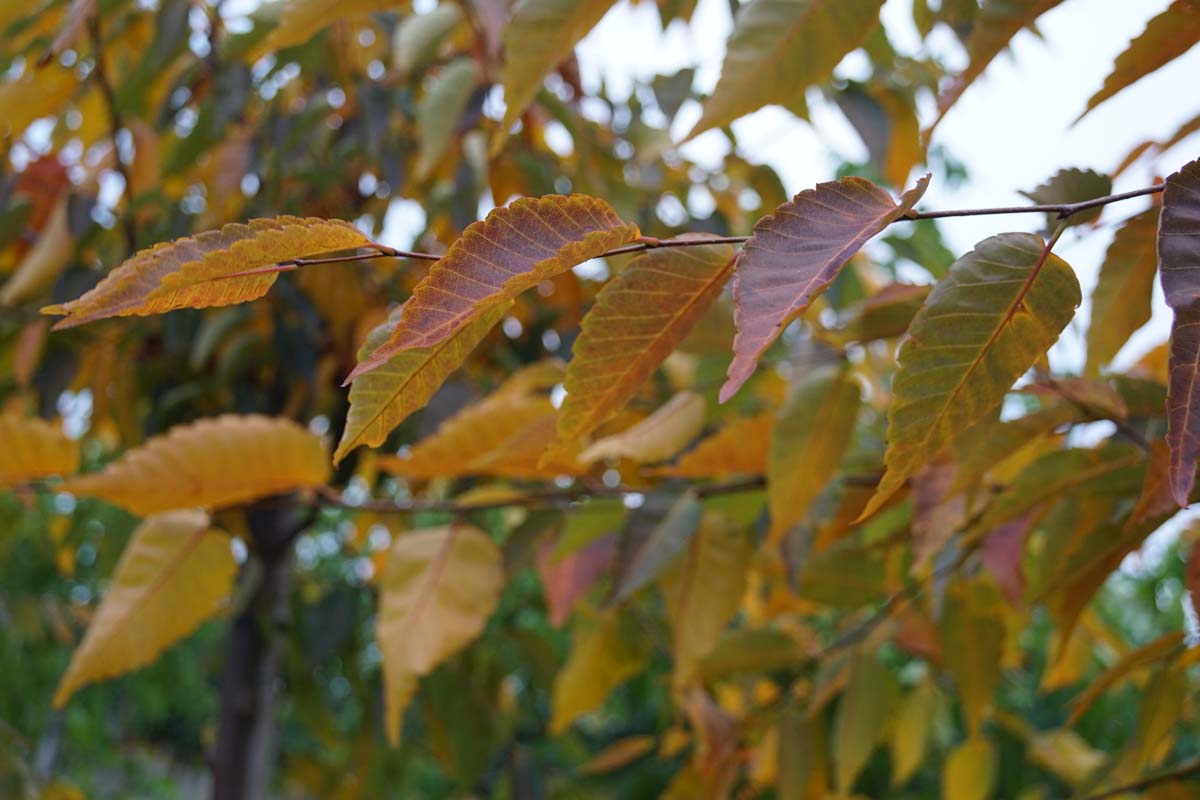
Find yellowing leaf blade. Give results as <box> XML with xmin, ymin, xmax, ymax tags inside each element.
<box><xmin>377</xmin><ymin>525</ymin><xmax>504</xmax><ymax>744</ymax></box>
<box><xmin>1086</xmin><ymin>207</ymin><xmax>1160</xmax><ymax>374</ymax></box>
<box><xmin>648</xmin><ymin>413</ymin><xmax>774</xmax><ymax>479</ymax></box>
<box><xmin>54</xmin><ymin>511</ymin><xmax>236</xmax><ymax>706</ymax></box>
<box><xmin>550</xmin><ymin>611</ymin><xmax>648</xmax><ymax>733</ymax></box>
<box><xmin>863</xmin><ymin>233</ymin><xmax>1081</xmax><ymax>519</ymax></box>
<box><xmin>44</xmin><ymin>217</ymin><xmax>371</xmax><ymax>329</ymax></box>
<box><xmin>63</xmin><ymin>415</ymin><xmax>330</xmax><ymax>515</ymax></box>
<box><xmin>580</xmin><ymin>390</ymin><xmax>706</xmax><ymax>465</ymax></box>
<box><xmin>0</xmin><ymin>414</ymin><xmax>79</xmax><ymax>488</ymax></box>
<box><xmin>555</xmin><ymin>241</ymin><xmax>735</xmax><ymax>454</ymax></box>
<box><xmin>348</xmin><ymin>195</ymin><xmax>638</xmax><ymax>380</ymax></box>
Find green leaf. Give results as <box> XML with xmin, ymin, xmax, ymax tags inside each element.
<box><xmin>660</xmin><ymin>511</ymin><xmax>752</xmax><ymax>692</ymax></box>
<box><xmin>607</xmin><ymin>490</ymin><xmax>703</xmax><ymax>605</ymax></box>
<box><xmin>685</xmin><ymin>0</ymin><xmax>885</xmax><ymax>139</ymax></box>
<box><xmin>1019</xmin><ymin>167</ymin><xmax>1112</xmax><ymax>229</ymax></box>
<box><xmin>1086</xmin><ymin>207</ymin><xmax>1161</xmax><ymax>375</ymax></box>
<box><xmin>376</xmin><ymin>525</ymin><xmax>505</xmax><ymax>745</ymax></box>
<box><xmin>395</xmin><ymin>4</ymin><xmax>464</xmax><ymax>77</ymax></box>
<box><xmin>1158</xmin><ymin>157</ymin><xmax>1200</xmax><ymax>506</ymax></box>
<box><xmin>415</xmin><ymin>58</ymin><xmax>481</xmax><ymax>180</ymax></box>
<box><xmin>54</xmin><ymin>511</ymin><xmax>236</xmax><ymax>707</ymax></box>
<box><xmin>550</xmin><ymin>610</ymin><xmax>649</xmax><ymax>733</ymax></box>
<box><xmin>940</xmin><ymin>581</ymin><xmax>1005</xmax><ymax>735</ymax></box>
<box><xmin>795</xmin><ymin>539</ymin><xmax>888</xmax><ymax>607</ymax></box>
<box><xmin>768</xmin><ymin>363</ymin><xmax>861</xmax><ymax>543</ymax></box>
<box><xmin>863</xmin><ymin>233</ymin><xmax>1081</xmax><ymax>519</ymax></box>
<box><xmin>1078</xmin><ymin>1</ymin><xmax>1200</xmax><ymax>121</ymax></box>
<box><xmin>832</xmin><ymin>653</ymin><xmax>899</xmax><ymax>793</ymax></box>
<box><xmin>335</xmin><ymin>304</ymin><xmax>507</xmax><ymax>463</ymax></box>
<box><xmin>697</xmin><ymin>627</ymin><xmax>804</xmax><ymax>681</ymax></box>
<box><xmin>497</xmin><ymin>0</ymin><xmax>617</xmax><ymax>142</ymax></box>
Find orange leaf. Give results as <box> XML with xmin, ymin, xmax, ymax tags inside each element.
<box><xmin>1127</xmin><ymin>440</ymin><xmax>1178</xmax><ymax>530</ymax></box>
<box><xmin>0</xmin><ymin>414</ymin><xmax>79</xmax><ymax>488</ymax></box>
<box><xmin>553</xmin><ymin>239</ymin><xmax>735</xmax><ymax>457</ymax></box>
<box><xmin>721</xmin><ymin>175</ymin><xmax>928</xmax><ymax>402</ymax></box>
<box><xmin>471</xmin><ymin>414</ymin><xmax>588</xmax><ymax>478</ymax></box>
<box><xmin>43</xmin><ymin>217</ymin><xmax>372</xmax><ymax>329</ymax></box>
<box><xmin>648</xmin><ymin>413</ymin><xmax>774</xmax><ymax>479</ymax></box>
<box><xmin>63</xmin><ymin>415</ymin><xmax>329</xmax><ymax>515</ymax></box>
<box><xmin>346</xmin><ymin>194</ymin><xmax>638</xmax><ymax>380</ymax></box>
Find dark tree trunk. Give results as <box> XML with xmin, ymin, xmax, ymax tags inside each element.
<box><xmin>211</xmin><ymin>498</ymin><xmax>305</xmax><ymax>800</ymax></box>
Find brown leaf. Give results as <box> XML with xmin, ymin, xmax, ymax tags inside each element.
<box><xmin>1128</xmin><ymin>440</ymin><xmax>1179</xmax><ymax>529</ymax></box>
<box><xmin>720</xmin><ymin>175</ymin><xmax>928</xmax><ymax>402</ymax></box>
<box><xmin>1158</xmin><ymin>157</ymin><xmax>1200</xmax><ymax>505</ymax></box>
<box><xmin>347</xmin><ymin>194</ymin><xmax>638</xmax><ymax>380</ymax></box>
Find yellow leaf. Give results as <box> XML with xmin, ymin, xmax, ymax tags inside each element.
<box><xmin>63</xmin><ymin>415</ymin><xmax>329</xmax><ymax>515</ymax></box>
<box><xmin>833</xmin><ymin>654</ymin><xmax>899</xmax><ymax>793</ymax></box>
<box><xmin>376</xmin><ymin>525</ymin><xmax>504</xmax><ymax>744</ymax></box>
<box><xmin>0</xmin><ymin>195</ymin><xmax>72</xmax><ymax>306</ymax></box>
<box><xmin>347</xmin><ymin>194</ymin><xmax>638</xmax><ymax>380</ymax></box>
<box><xmin>378</xmin><ymin>360</ymin><xmax>560</xmax><ymax>478</ymax></box>
<box><xmin>251</xmin><ymin>0</ymin><xmax>400</xmax><ymax>58</ymax></box>
<box><xmin>942</xmin><ymin>736</ymin><xmax>996</xmax><ymax>800</ymax></box>
<box><xmin>497</xmin><ymin>0</ymin><xmax>617</xmax><ymax>143</ymax></box>
<box><xmin>890</xmin><ymin>680</ymin><xmax>940</xmax><ymax>787</ymax></box>
<box><xmin>43</xmin><ymin>217</ymin><xmax>372</xmax><ymax>329</ymax></box>
<box><xmin>53</xmin><ymin>511</ymin><xmax>236</xmax><ymax>706</ymax></box>
<box><xmin>0</xmin><ymin>414</ymin><xmax>79</xmax><ymax>488</ymax></box>
<box><xmin>648</xmin><ymin>412</ymin><xmax>774</xmax><ymax>479</ymax></box>
<box><xmin>471</xmin><ymin>413</ymin><xmax>588</xmax><ymax>478</ymax></box>
<box><xmin>1028</xmin><ymin>728</ymin><xmax>1105</xmax><ymax>788</ymax></box>
<box><xmin>553</xmin><ymin>240</ymin><xmax>735</xmax><ymax>456</ymax></box>
<box><xmin>940</xmin><ymin>581</ymin><xmax>1005</xmax><ymax>736</ymax></box>
<box><xmin>0</xmin><ymin>65</ymin><xmax>78</xmax><ymax>140</ymax></box>
<box><xmin>767</xmin><ymin>364</ymin><xmax>861</xmax><ymax>543</ymax></box>
<box><xmin>335</xmin><ymin>304</ymin><xmax>509</xmax><ymax>464</ymax></box>
<box><xmin>579</xmin><ymin>735</ymin><xmax>657</xmax><ymax>775</ymax></box>
<box><xmin>660</xmin><ymin>511</ymin><xmax>752</xmax><ymax>692</ymax></box>
<box><xmin>581</xmin><ymin>390</ymin><xmax>706</xmax><ymax>465</ymax></box>
<box><xmin>550</xmin><ymin>611</ymin><xmax>648</xmax><ymax>734</ymax></box>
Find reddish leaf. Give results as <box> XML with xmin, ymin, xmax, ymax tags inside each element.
<box><xmin>1159</xmin><ymin>157</ymin><xmax>1200</xmax><ymax>506</ymax></box>
<box><xmin>347</xmin><ymin>194</ymin><xmax>638</xmax><ymax>381</ymax></box>
<box><xmin>537</xmin><ymin>533</ymin><xmax>617</xmax><ymax>627</ymax></box>
<box><xmin>720</xmin><ymin>175</ymin><xmax>928</xmax><ymax>402</ymax></box>
<box><xmin>1188</xmin><ymin>538</ymin><xmax>1200</xmax><ymax>615</ymax></box>
<box><xmin>1127</xmin><ymin>440</ymin><xmax>1179</xmax><ymax>529</ymax></box>
<box><xmin>980</xmin><ymin>513</ymin><xmax>1035</xmax><ymax>605</ymax></box>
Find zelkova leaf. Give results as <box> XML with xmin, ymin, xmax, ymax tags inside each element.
<box><xmin>43</xmin><ymin>217</ymin><xmax>372</xmax><ymax>329</ymax></box>
<box><xmin>550</xmin><ymin>611</ymin><xmax>648</xmax><ymax>734</ymax></box>
<box><xmin>63</xmin><ymin>415</ymin><xmax>330</xmax><ymax>515</ymax></box>
<box><xmin>832</xmin><ymin>654</ymin><xmax>899</xmax><ymax>793</ymax></box>
<box><xmin>1019</xmin><ymin>168</ymin><xmax>1112</xmax><ymax>229</ymax></box>
<box><xmin>53</xmin><ymin>511</ymin><xmax>236</xmax><ymax>707</ymax></box>
<box><xmin>720</xmin><ymin>175</ymin><xmax>929</xmax><ymax>402</ymax></box>
<box><xmin>861</xmin><ymin>233</ymin><xmax>1081</xmax><ymax>520</ymax></box>
<box><xmin>336</xmin><ymin>304</ymin><xmax>509</xmax><ymax>464</ymax></box>
<box><xmin>415</xmin><ymin>58</ymin><xmax>481</xmax><ymax>180</ymax></box>
<box><xmin>376</xmin><ymin>525</ymin><xmax>504</xmax><ymax>745</ymax></box>
<box><xmin>647</xmin><ymin>413</ymin><xmax>774</xmax><ymax>478</ymax></box>
<box><xmin>942</xmin><ymin>736</ymin><xmax>997</xmax><ymax>800</ymax></box>
<box><xmin>1158</xmin><ymin>157</ymin><xmax>1200</xmax><ymax>506</ymax></box>
<box><xmin>1086</xmin><ymin>207</ymin><xmax>1160</xmax><ymax>375</ymax></box>
<box><xmin>471</xmin><ymin>414</ymin><xmax>588</xmax><ymax>478</ymax></box>
<box><xmin>346</xmin><ymin>195</ymin><xmax>638</xmax><ymax>381</ymax></box>
<box><xmin>684</xmin><ymin>0</ymin><xmax>885</xmax><ymax>140</ymax></box>
<box><xmin>394</xmin><ymin>4</ymin><xmax>463</xmax><ymax>77</ymax></box>
<box><xmin>1078</xmin><ymin>1</ymin><xmax>1200</xmax><ymax>121</ymax></box>
<box><xmin>1067</xmin><ymin>632</ymin><xmax>1185</xmax><ymax>726</ymax></box>
<box><xmin>377</xmin><ymin>360</ymin><xmax>559</xmax><ymax>478</ymax></box>
<box><xmin>497</xmin><ymin>0</ymin><xmax>618</xmax><ymax>143</ymax></box>
<box><xmin>553</xmin><ymin>241</ymin><xmax>735</xmax><ymax>456</ymax></box>
<box><xmin>580</xmin><ymin>390</ymin><xmax>706</xmax><ymax>465</ymax></box>
<box><xmin>929</xmin><ymin>0</ymin><xmax>1064</xmax><ymax>133</ymax></box>
<box><xmin>0</xmin><ymin>414</ymin><xmax>79</xmax><ymax>488</ymax></box>
<box><xmin>767</xmin><ymin>364</ymin><xmax>861</xmax><ymax>543</ymax></box>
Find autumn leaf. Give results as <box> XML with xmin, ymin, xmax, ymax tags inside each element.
<box><xmin>0</xmin><ymin>414</ymin><xmax>79</xmax><ymax>488</ymax></box>
<box><xmin>63</xmin><ymin>415</ymin><xmax>330</xmax><ymax>515</ymax></box>
<box><xmin>395</xmin><ymin>4</ymin><xmax>463</xmax><ymax>77</ymax></box>
<box><xmin>346</xmin><ymin>195</ymin><xmax>638</xmax><ymax>380</ymax></box>
<box><xmin>1067</xmin><ymin>632</ymin><xmax>1185</xmax><ymax>725</ymax></box>
<box><xmin>415</xmin><ymin>58</ymin><xmax>481</xmax><ymax>180</ymax></box>
<box><xmin>721</xmin><ymin>175</ymin><xmax>929</xmax><ymax>402</ymax></box>
<box><xmin>1158</xmin><ymin>157</ymin><xmax>1200</xmax><ymax>506</ymax></box>
<box><xmin>1019</xmin><ymin>167</ymin><xmax>1112</xmax><ymax>228</ymax></box>
<box><xmin>1086</xmin><ymin>207</ymin><xmax>1160</xmax><ymax>375</ymax></box>
<box><xmin>537</xmin><ymin>533</ymin><xmax>616</xmax><ymax>626</ymax></box>
<box><xmin>767</xmin><ymin>364</ymin><xmax>861</xmax><ymax>543</ymax></box>
<box><xmin>43</xmin><ymin>217</ymin><xmax>372</xmax><ymax>329</ymax></box>
<box><xmin>376</xmin><ymin>525</ymin><xmax>504</xmax><ymax>744</ymax></box>
<box><xmin>862</xmin><ymin>233</ymin><xmax>1081</xmax><ymax>519</ymax></box>
<box><xmin>660</xmin><ymin>511</ymin><xmax>752</xmax><ymax>691</ymax></box>
<box><xmin>647</xmin><ymin>413</ymin><xmax>774</xmax><ymax>479</ymax></box>
<box><xmin>607</xmin><ymin>490</ymin><xmax>703</xmax><ymax>605</ymax></box>
<box><xmin>830</xmin><ymin>282</ymin><xmax>930</xmax><ymax>345</ymax></box>
<box><xmin>942</xmin><ymin>736</ymin><xmax>997</xmax><ymax>800</ymax></box>
<box><xmin>1078</xmin><ymin>1</ymin><xmax>1200</xmax><ymax>121</ymax></box>
<box><xmin>929</xmin><ymin>0</ymin><xmax>1065</xmax><ymax>133</ymax></box>
<box><xmin>497</xmin><ymin>0</ymin><xmax>617</xmax><ymax>146</ymax></box>
<box><xmin>471</xmin><ymin>414</ymin><xmax>588</xmax><ymax>478</ymax></box>
<box><xmin>550</xmin><ymin>610</ymin><xmax>648</xmax><ymax>734</ymax></box>
<box><xmin>1127</xmin><ymin>439</ymin><xmax>1179</xmax><ymax>530</ymax></box>
<box><xmin>553</xmin><ymin>240</ymin><xmax>735</xmax><ymax>457</ymax></box>
<box><xmin>0</xmin><ymin>196</ymin><xmax>72</xmax><ymax>306</ymax></box>
<box><xmin>890</xmin><ymin>681</ymin><xmax>940</xmax><ymax>787</ymax></box>
<box><xmin>685</xmin><ymin>0</ymin><xmax>885</xmax><ymax>140</ymax></box>
<box><xmin>251</xmin><ymin>0</ymin><xmax>402</xmax><ymax>58</ymax></box>
<box><xmin>832</xmin><ymin>654</ymin><xmax>898</xmax><ymax>793</ymax></box>
<box><xmin>336</xmin><ymin>304</ymin><xmax>509</xmax><ymax>464</ymax></box>
<box><xmin>377</xmin><ymin>359</ymin><xmax>559</xmax><ymax>478</ymax></box>
<box><xmin>53</xmin><ymin>511</ymin><xmax>236</xmax><ymax>706</ymax></box>
<box><xmin>580</xmin><ymin>390</ymin><xmax>706</xmax><ymax>465</ymax></box>
<box><xmin>939</xmin><ymin>582</ymin><xmax>1005</xmax><ymax>735</ymax></box>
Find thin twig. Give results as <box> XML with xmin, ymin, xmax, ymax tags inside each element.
<box><xmin>88</xmin><ymin>14</ymin><xmax>137</xmax><ymax>255</ymax></box>
<box><xmin>213</xmin><ymin>182</ymin><xmax>1163</xmax><ymax>279</ymax></box>
<box><xmin>1082</xmin><ymin>757</ymin><xmax>1200</xmax><ymax>799</ymax></box>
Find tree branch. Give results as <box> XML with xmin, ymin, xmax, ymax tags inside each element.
<box><xmin>88</xmin><ymin>14</ymin><xmax>137</xmax><ymax>255</ymax></box>
<box><xmin>1082</xmin><ymin>757</ymin><xmax>1200</xmax><ymax>799</ymax></box>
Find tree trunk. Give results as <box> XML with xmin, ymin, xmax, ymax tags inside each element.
<box><xmin>211</xmin><ymin>498</ymin><xmax>302</xmax><ymax>800</ymax></box>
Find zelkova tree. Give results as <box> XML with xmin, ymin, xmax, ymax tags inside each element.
<box><xmin>2</xmin><ymin>0</ymin><xmax>1200</xmax><ymax>798</ymax></box>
